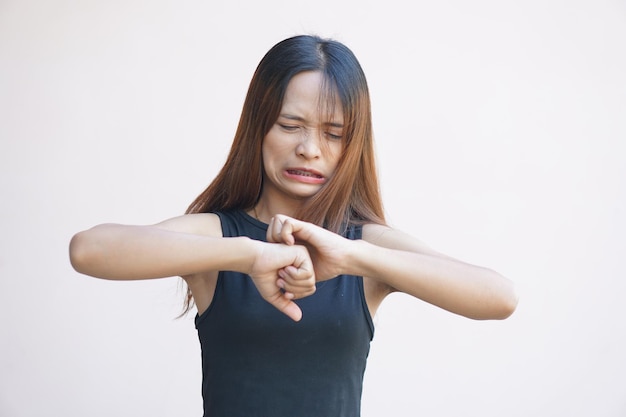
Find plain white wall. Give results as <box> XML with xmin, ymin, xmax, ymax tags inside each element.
<box><xmin>1</xmin><ymin>1</ymin><xmax>625</xmax><ymax>416</ymax></box>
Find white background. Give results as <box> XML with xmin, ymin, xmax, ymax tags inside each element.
<box><xmin>1</xmin><ymin>1</ymin><xmax>625</xmax><ymax>416</ymax></box>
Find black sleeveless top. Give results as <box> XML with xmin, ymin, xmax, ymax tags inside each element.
<box><xmin>195</xmin><ymin>210</ymin><xmax>374</xmax><ymax>417</ymax></box>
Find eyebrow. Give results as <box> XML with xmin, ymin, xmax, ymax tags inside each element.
<box><xmin>279</xmin><ymin>113</ymin><xmax>344</xmax><ymax>128</ymax></box>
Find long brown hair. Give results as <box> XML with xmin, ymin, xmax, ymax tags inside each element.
<box><xmin>182</xmin><ymin>35</ymin><xmax>385</xmax><ymax>312</ymax></box>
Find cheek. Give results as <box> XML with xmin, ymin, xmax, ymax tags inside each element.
<box><xmin>328</xmin><ymin>143</ymin><xmax>343</xmax><ymax>168</ymax></box>
<box><xmin>261</xmin><ymin>136</ymin><xmax>271</xmax><ymax>174</ymax></box>
<box><xmin>263</xmin><ymin>131</ymin><xmax>294</xmax><ymax>159</ymax></box>
<box><xmin>261</xmin><ymin>134</ymin><xmax>285</xmax><ymax>171</ymax></box>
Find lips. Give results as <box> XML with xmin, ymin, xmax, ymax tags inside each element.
<box><xmin>284</xmin><ymin>167</ymin><xmax>326</xmax><ymax>184</ymax></box>
<box><xmin>286</xmin><ymin>169</ymin><xmax>323</xmax><ymax>179</ymax></box>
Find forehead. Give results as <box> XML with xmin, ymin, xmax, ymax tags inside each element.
<box><xmin>280</xmin><ymin>71</ymin><xmax>343</xmax><ymax>123</ymax></box>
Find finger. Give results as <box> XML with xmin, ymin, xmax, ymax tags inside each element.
<box><xmin>279</xmin><ymin>218</ymin><xmax>296</xmax><ymax>246</ymax></box>
<box><xmin>266</xmin><ymin>216</ymin><xmax>278</xmax><ymax>243</ymax></box>
<box><xmin>282</xmin><ymin>300</ymin><xmax>303</xmax><ymax>322</ymax></box>
<box><xmin>278</xmin><ymin>267</ymin><xmax>316</xmax><ymax>299</ymax></box>
<box><xmin>290</xmin><ymin>244</ymin><xmax>314</xmax><ymax>273</ymax></box>
<box><xmin>275</xmin><ymin>214</ymin><xmax>317</xmax><ymax>246</ymax></box>
<box><xmin>279</xmin><ymin>281</ymin><xmax>315</xmax><ymax>299</ymax></box>
<box><xmin>267</xmin><ymin>216</ymin><xmax>291</xmax><ymax>245</ymax></box>
<box><xmin>266</xmin><ymin>292</ymin><xmax>303</xmax><ymax>322</ymax></box>
<box><xmin>282</xmin><ymin>265</ymin><xmax>315</xmax><ymax>282</ymax></box>
<box><xmin>270</xmin><ymin>215</ymin><xmax>296</xmax><ymax>246</ymax></box>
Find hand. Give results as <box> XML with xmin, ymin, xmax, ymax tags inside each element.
<box><xmin>267</xmin><ymin>215</ymin><xmax>351</xmax><ymax>282</ymax></box>
<box><xmin>247</xmin><ymin>240</ymin><xmax>316</xmax><ymax>321</ymax></box>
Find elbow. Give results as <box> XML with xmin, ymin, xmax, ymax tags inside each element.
<box><xmin>69</xmin><ymin>231</ymin><xmax>88</xmax><ymax>274</ymax></box>
<box><xmin>69</xmin><ymin>229</ymin><xmax>100</xmax><ymax>275</ymax></box>
<box><xmin>503</xmin><ymin>284</ymin><xmax>520</xmax><ymax>318</ymax></box>
<box><xmin>493</xmin><ymin>291</ymin><xmax>518</xmax><ymax>320</ymax></box>
<box><xmin>489</xmin><ymin>275</ymin><xmax>519</xmax><ymax>320</ymax></box>
<box><xmin>466</xmin><ymin>272</ymin><xmax>519</xmax><ymax>321</ymax></box>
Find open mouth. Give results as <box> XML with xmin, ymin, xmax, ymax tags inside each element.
<box><xmin>286</xmin><ymin>169</ymin><xmax>323</xmax><ymax>179</ymax></box>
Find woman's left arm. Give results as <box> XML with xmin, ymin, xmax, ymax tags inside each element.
<box><xmin>358</xmin><ymin>223</ymin><xmax>518</xmax><ymax>320</ymax></box>
<box><xmin>267</xmin><ymin>215</ymin><xmax>518</xmax><ymax>320</ymax></box>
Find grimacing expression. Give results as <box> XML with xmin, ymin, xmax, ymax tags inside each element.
<box><xmin>261</xmin><ymin>71</ymin><xmax>344</xmax><ymax>202</ymax></box>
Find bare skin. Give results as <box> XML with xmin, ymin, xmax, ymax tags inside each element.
<box><xmin>69</xmin><ymin>71</ymin><xmax>518</xmax><ymax>321</ymax></box>
<box><xmin>268</xmin><ymin>215</ymin><xmax>517</xmax><ymax>320</ymax></box>
<box><xmin>69</xmin><ymin>211</ymin><xmax>517</xmax><ymax>321</ymax></box>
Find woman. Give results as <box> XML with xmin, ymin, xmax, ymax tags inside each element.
<box><xmin>70</xmin><ymin>35</ymin><xmax>518</xmax><ymax>417</ymax></box>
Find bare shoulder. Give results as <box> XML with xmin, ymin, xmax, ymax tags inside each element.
<box><xmin>154</xmin><ymin>212</ymin><xmax>223</xmax><ymax>238</ymax></box>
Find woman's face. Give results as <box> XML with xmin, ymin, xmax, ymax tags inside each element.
<box><xmin>261</xmin><ymin>71</ymin><xmax>344</xmax><ymax>203</ymax></box>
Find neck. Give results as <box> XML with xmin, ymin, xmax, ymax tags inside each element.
<box><xmin>251</xmin><ymin>192</ymin><xmax>305</xmax><ymax>223</ymax></box>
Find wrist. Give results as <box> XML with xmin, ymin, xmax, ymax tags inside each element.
<box><xmin>344</xmin><ymin>239</ymin><xmax>373</xmax><ymax>277</ymax></box>
<box><xmin>218</xmin><ymin>236</ymin><xmax>258</xmax><ymax>274</ymax></box>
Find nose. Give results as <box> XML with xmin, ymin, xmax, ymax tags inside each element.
<box><xmin>296</xmin><ymin>129</ymin><xmax>322</xmax><ymax>159</ymax></box>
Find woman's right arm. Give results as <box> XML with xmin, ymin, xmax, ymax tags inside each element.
<box><xmin>69</xmin><ymin>214</ymin><xmax>250</xmax><ymax>280</ymax></box>
<box><xmin>69</xmin><ymin>214</ymin><xmax>316</xmax><ymax>321</ymax></box>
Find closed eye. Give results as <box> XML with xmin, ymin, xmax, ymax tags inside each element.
<box><xmin>279</xmin><ymin>124</ymin><xmax>300</xmax><ymax>132</ymax></box>
<box><xmin>325</xmin><ymin>131</ymin><xmax>343</xmax><ymax>141</ymax></box>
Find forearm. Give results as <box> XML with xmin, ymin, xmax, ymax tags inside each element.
<box><xmin>69</xmin><ymin>224</ymin><xmax>255</xmax><ymax>280</ymax></box>
<box><xmin>347</xmin><ymin>240</ymin><xmax>518</xmax><ymax>320</ymax></box>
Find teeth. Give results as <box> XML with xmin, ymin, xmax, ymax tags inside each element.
<box><xmin>290</xmin><ymin>169</ymin><xmax>320</xmax><ymax>178</ymax></box>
